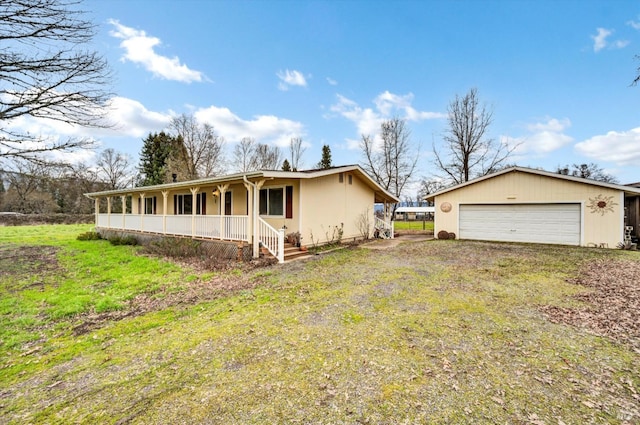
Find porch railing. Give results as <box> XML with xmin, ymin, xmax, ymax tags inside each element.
<box><xmin>375</xmin><ymin>216</ymin><xmax>394</xmax><ymax>239</ymax></box>
<box><xmin>257</xmin><ymin>217</ymin><xmax>284</xmax><ymax>263</ymax></box>
<box><xmin>96</xmin><ymin>214</ymin><xmax>249</xmax><ymax>242</ymax></box>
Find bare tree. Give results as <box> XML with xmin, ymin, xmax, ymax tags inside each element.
<box><xmin>557</xmin><ymin>163</ymin><xmax>618</xmax><ymax>183</ymax></box>
<box><xmin>168</xmin><ymin>113</ymin><xmax>225</xmax><ymax>179</ymax></box>
<box><xmin>360</xmin><ymin>117</ymin><xmax>418</xmax><ymax>216</ymax></box>
<box><xmin>253</xmin><ymin>143</ymin><xmax>282</xmax><ymax>170</ymax></box>
<box><xmin>48</xmin><ymin>163</ymin><xmax>104</xmax><ymax>213</ymax></box>
<box><xmin>1</xmin><ymin>159</ymin><xmax>57</xmax><ymax>213</ymax></box>
<box><xmin>0</xmin><ymin>0</ymin><xmax>112</xmax><ymax>165</ymax></box>
<box><xmin>418</xmin><ymin>178</ymin><xmax>445</xmax><ymax>206</ymax></box>
<box><xmin>233</xmin><ymin>137</ymin><xmax>257</xmax><ymax>172</ymax></box>
<box><xmin>232</xmin><ymin>138</ymin><xmax>282</xmax><ymax>172</ymax></box>
<box><xmin>289</xmin><ymin>137</ymin><xmax>306</xmax><ymax>171</ymax></box>
<box><xmin>96</xmin><ymin>148</ymin><xmax>134</xmax><ymax>190</ymax></box>
<box><xmin>433</xmin><ymin>88</ymin><xmax>513</xmax><ymax>185</ymax></box>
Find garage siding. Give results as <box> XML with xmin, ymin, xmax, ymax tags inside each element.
<box><xmin>459</xmin><ymin>204</ymin><xmax>581</xmax><ymax>245</ymax></box>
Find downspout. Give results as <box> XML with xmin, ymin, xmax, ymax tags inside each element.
<box><xmin>243</xmin><ymin>175</ymin><xmax>260</xmax><ymax>259</ymax></box>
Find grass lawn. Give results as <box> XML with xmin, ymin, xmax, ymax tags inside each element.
<box><xmin>393</xmin><ymin>220</ymin><xmax>434</xmax><ymax>232</ymax></box>
<box><xmin>1</xmin><ymin>225</ymin><xmax>638</xmax><ymax>424</ymax></box>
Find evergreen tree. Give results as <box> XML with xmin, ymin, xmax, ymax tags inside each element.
<box><xmin>318</xmin><ymin>144</ymin><xmax>332</xmax><ymax>169</ymax></box>
<box><xmin>281</xmin><ymin>159</ymin><xmax>292</xmax><ymax>171</ymax></box>
<box><xmin>138</xmin><ymin>132</ymin><xmax>179</xmax><ymax>186</ymax></box>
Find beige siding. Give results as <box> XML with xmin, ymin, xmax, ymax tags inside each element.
<box><xmin>434</xmin><ymin>171</ymin><xmax>623</xmax><ymax>248</ymax></box>
<box><xmin>260</xmin><ymin>179</ymin><xmax>301</xmax><ymax>234</ymax></box>
<box><xmin>299</xmin><ymin>172</ymin><xmax>374</xmax><ymax>245</ymax></box>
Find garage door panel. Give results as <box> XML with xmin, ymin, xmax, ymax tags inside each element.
<box><xmin>459</xmin><ymin>204</ymin><xmax>580</xmax><ymax>245</ymax></box>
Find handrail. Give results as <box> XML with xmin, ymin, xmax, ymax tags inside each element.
<box><xmin>375</xmin><ymin>216</ymin><xmax>394</xmax><ymax>239</ymax></box>
<box><xmin>257</xmin><ymin>217</ymin><xmax>284</xmax><ymax>263</ymax></box>
<box><xmin>96</xmin><ymin>213</ymin><xmax>249</xmax><ymax>241</ymax></box>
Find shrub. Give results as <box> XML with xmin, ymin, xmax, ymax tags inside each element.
<box><xmin>144</xmin><ymin>238</ymin><xmax>201</xmax><ymax>258</ymax></box>
<box><xmin>76</xmin><ymin>231</ymin><xmax>102</xmax><ymax>241</ymax></box>
<box><xmin>107</xmin><ymin>235</ymin><xmax>138</xmax><ymax>246</ymax></box>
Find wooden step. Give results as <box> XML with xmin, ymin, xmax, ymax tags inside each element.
<box><xmin>283</xmin><ymin>242</ymin><xmax>312</xmax><ymax>262</ymax></box>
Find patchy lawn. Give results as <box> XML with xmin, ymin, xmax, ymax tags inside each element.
<box><xmin>394</xmin><ymin>220</ymin><xmax>434</xmax><ymax>233</ymax></box>
<box><xmin>0</xmin><ymin>225</ymin><xmax>638</xmax><ymax>424</ymax></box>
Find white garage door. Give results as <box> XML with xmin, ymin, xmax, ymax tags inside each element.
<box><xmin>459</xmin><ymin>204</ymin><xmax>581</xmax><ymax>245</ymax></box>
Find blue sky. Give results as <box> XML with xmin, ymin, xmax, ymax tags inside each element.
<box><xmin>18</xmin><ymin>0</ymin><xmax>640</xmax><ymax>191</ymax></box>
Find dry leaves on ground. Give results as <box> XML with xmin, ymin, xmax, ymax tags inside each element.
<box><xmin>542</xmin><ymin>257</ymin><xmax>640</xmax><ymax>352</ymax></box>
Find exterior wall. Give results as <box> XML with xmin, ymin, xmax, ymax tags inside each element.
<box><xmin>299</xmin><ymin>171</ymin><xmax>374</xmax><ymax>246</ymax></box>
<box><xmin>434</xmin><ymin>171</ymin><xmax>623</xmax><ymax>248</ymax></box>
<box><xmin>259</xmin><ymin>179</ymin><xmax>300</xmax><ymax>234</ymax></box>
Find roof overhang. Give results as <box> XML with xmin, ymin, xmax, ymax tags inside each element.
<box><xmin>85</xmin><ymin>165</ymin><xmax>400</xmax><ymax>203</ymax></box>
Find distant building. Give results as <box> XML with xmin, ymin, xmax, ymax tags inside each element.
<box><xmin>394</xmin><ymin>206</ymin><xmax>435</xmax><ymax>221</ymax></box>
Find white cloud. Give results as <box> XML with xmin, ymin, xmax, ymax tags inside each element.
<box><xmin>106</xmin><ymin>97</ymin><xmax>173</xmax><ymax>137</ymax></box>
<box><xmin>0</xmin><ymin>96</ymin><xmax>173</xmax><ymax>158</ymax></box>
<box><xmin>575</xmin><ymin>128</ymin><xmax>640</xmax><ymax>165</ymax></box>
<box><xmin>627</xmin><ymin>19</ymin><xmax>640</xmax><ymax>30</ymax></box>
<box><xmin>526</xmin><ymin>117</ymin><xmax>571</xmax><ymax>133</ymax></box>
<box><xmin>326</xmin><ymin>77</ymin><xmax>338</xmax><ymax>86</ymax></box>
<box><xmin>277</xmin><ymin>69</ymin><xmax>308</xmax><ymax>91</ymax></box>
<box><xmin>502</xmin><ymin>117</ymin><xmax>573</xmax><ymax>155</ymax></box>
<box><xmin>195</xmin><ymin>105</ymin><xmax>305</xmax><ymax>147</ymax></box>
<box><xmin>329</xmin><ymin>91</ymin><xmax>445</xmax><ymax>149</ymax></box>
<box><xmin>108</xmin><ymin>19</ymin><xmax>205</xmax><ymax>83</ymax></box>
<box><xmin>592</xmin><ymin>28</ymin><xmax>612</xmax><ymax>52</ymax></box>
<box><xmin>591</xmin><ymin>27</ymin><xmax>628</xmax><ymax>52</ymax></box>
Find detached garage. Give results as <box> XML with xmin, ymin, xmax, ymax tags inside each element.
<box><xmin>426</xmin><ymin>167</ymin><xmax>640</xmax><ymax>248</ymax></box>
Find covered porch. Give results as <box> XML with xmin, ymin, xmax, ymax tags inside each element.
<box><xmin>88</xmin><ymin>174</ymin><xmax>287</xmax><ymax>262</ymax></box>
<box><xmin>86</xmin><ymin>167</ymin><xmax>398</xmax><ymax>263</ymax></box>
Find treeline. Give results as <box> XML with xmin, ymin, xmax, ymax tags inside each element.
<box><xmin>137</xmin><ymin>114</ymin><xmax>333</xmax><ymax>186</ymax></box>
<box><xmin>0</xmin><ymin>112</ymin><xmax>335</xmax><ymax>214</ymax></box>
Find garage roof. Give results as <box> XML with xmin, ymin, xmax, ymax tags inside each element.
<box><xmin>424</xmin><ymin>167</ymin><xmax>640</xmax><ymax>201</ymax></box>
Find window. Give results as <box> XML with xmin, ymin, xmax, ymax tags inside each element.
<box><xmin>339</xmin><ymin>173</ymin><xmax>344</xmax><ymax>183</ymax></box>
<box><xmin>259</xmin><ymin>187</ymin><xmax>284</xmax><ymax>216</ymax></box>
<box><xmin>348</xmin><ymin>174</ymin><xmax>353</xmax><ymax>185</ymax></box>
<box><xmin>145</xmin><ymin>197</ymin><xmax>157</xmax><ymax>214</ymax></box>
<box><xmin>174</xmin><ymin>193</ymin><xmax>206</xmax><ymax>215</ymax></box>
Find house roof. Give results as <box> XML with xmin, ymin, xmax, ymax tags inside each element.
<box><xmin>424</xmin><ymin>166</ymin><xmax>640</xmax><ymax>201</ymax></box>
<box><xmin>85</xmin><ymin>164</ymin><xmax>400</xmax><ymax>203</ymax></box>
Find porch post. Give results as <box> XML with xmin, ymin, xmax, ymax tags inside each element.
<box><xmin>254</xmin><ymin>180</ymin><xmax>265</xmax><ymax>258</ymax></box>
<box><xmin>217</xmin><ymin>184</ymin><xmax>229</xmax><ymax>239</ymax></box>
<box><xmin>121</xmin><ymin>195</ymin><xmax>126</xmax><ymax>230</ymax></box>
<box><xmin>243</xmin><ymin>181</ymin><xmax>253</xmax><ymax>245</ymax></box>
<box><xmin>243</xmin><ymin>177</ymin><xmax>264</xmax><ymax>259</ymax></box>
<box><xmin>94</xmin><ymin>197</ymin><xmax>99</xmax><ymax>227</ymax></box>
<box><xmin>139</xmin><ymin>193</ymin><xmax>145</xmax><ymax>231</ymax></box>
<box><xmin>106</xmin><ymin>196</ymin><xmax>112</xmax><ymax>229</ymax></box>
<box><xmin>161</xmin><ymin>190</ymin><xmax>169</xmax><ymax>233</ymax></box>
<box><xmin>190</xmin><ymin>187</ymin><xmax>199</xmax><ymax>238</ymax></box>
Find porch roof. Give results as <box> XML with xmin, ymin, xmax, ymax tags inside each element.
<box><xmin>85</xmin><ymin>165</ymin><xmax>400</xmax><ymax>204</ymax></box>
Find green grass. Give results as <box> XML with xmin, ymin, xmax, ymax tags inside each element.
<box><xmin>1</xmin><ymin>225</ymin><xmax>638</xmax><ymax>424</ymax></box>
<box><xmin>0</xmin><ymin>225</ymin><xmax>206</xmax><ymax>359</ymax></box>
<box><xmin>394</xmin><ymin>220</ymin><xmax>434</xmax><ymax>231</ymax></box>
